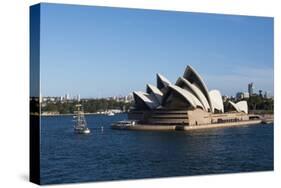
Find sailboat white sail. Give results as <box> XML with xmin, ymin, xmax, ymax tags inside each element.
<box><xmin>73</xmin><ymin>104</ymin><xmax>90</xmax><ymax>134</ymax></box>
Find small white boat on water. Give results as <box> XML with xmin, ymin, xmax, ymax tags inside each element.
<box><xmin>73</xmin><ymin>104</ymin><xmax>91</xmax><ymax>134</ymax></box>
<box><xmin>111</xmin><ymin>120</ymin><xmax>137</xmax><ymax>129</ymax></box>
<box><xmin>107</xmin><ymin>111</ymin><xmax>115</xmax><ymax>116</ymax></box>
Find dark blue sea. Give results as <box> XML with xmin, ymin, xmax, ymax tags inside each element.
<box><xmin>40</xmin><ymin>113</ymin><xmax>273</xmax><ymax>184</ymax></box>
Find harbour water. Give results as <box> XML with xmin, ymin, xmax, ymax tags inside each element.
<box><xmin>41</xmin><ymin>113</ymin><xmax>273</xmax><ymax>185</ymax></box>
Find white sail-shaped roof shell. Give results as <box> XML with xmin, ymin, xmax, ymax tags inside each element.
<box><xmin>209</xmin><ymin>90</ymin><xmax>224</xmax><ymax>113</ymax></box>
<box><xmin>133</xmin><ymin>91</ymin><xmax>159</xmax><ymax>110</ymax></box>
<box><xmin>165</xmin><ymin>85</ymin><xmax>204</xmax><ymax>109</ymax></box>
<box><xmin>229</xmin><ymin>101</ymin><xmax>239</xmax><ymax>112</ymax></box>
<box><xmin>183</xmin><ymin>65</ymin><xmax>213</xmax><ymax>112</ymax></box>
<box><xmin>146</xmin><ymin>84</ymin><xmax>163</xmax><ymax>104</ymax></box>
<box><xmin>176</xmin><ymin>77</ymin><xmax>210</xmax><ymax>111</ymax></box>
<box><xmin>229</xmin><ymin>101</ymin><xmax>248</xmax><ymax>114</ymax></box>
<box><xmin>236</xmin><ymin>101</ymin><xmax>248</xmax><ymax>114</ymax></box>
<box><xmin>157</xmin><ymin>73</ymin><xmax>171</xmax><ymax>90</ymax></box>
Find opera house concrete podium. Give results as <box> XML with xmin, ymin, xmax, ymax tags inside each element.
<box><xmin>126</xmin><ymin>65</ymin><xmax>260</xmax><ymax>131</ymax></box>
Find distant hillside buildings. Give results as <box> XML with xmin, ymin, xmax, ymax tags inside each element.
<box><xmin>41</xmin><ymin>93</ymin><xmax>133</xmax><ymax>106</ymax></box>
<box><xmin>235</xmin><ymin>82</ymin><xmax>272</xmax><ymax>101</ymax></box>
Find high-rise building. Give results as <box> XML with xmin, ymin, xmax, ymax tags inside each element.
<box><xmin>259</xmin><ymin>90</ymin><xmax>263</xmax><ymax>97</ymax></box>
<box><xmin>65</xmin><ymin>93</ymin><xmax>70</xmax><ymax>100</ymax></box>
<box><xmin>236</xmin><ymin>92</ymin><xmax>250</xmax><ymax>100</ymax></box>
<box><xmin>248</xmin><ymin>82</ymin><xmax>254</xmax><ymax>96</ymax></box>
<box><xmin>77</xmin><ymin>94</ymin><xmax>80</xmax><ymax>102</ymax></box>
<box><xmin>236</xmin><ymin>92</ymin><xmax>244</xmax><ymax>100</ymax></box>
<box><xmin>243</xmin><ymin>92</ymin><xmax>250</xmax><ymax>99</ymax></box>
<box><xmin>264</xmin><ymin>91</ymin><xmax>268</xmax><ymax>99</ymax></box>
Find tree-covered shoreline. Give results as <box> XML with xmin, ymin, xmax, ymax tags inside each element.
<box><xmin>224</xmin><ymin>95</ymin><xmax>274</xmax><ymax>114</ymax></box>
<box><xmin>41</xmin><ymin>99</ymin><xmax>133</xmax><ymax>114</ymax></box>
<box><xmin>41</xmin><ymin>95</ymin><xmax>273</xmax><ymax>115</ymax></box>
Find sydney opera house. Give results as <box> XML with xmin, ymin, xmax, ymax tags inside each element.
<box><xmin>127</xmin><ymin>65</ymin><xmax>254</xmax><ymax>129</ymax></box>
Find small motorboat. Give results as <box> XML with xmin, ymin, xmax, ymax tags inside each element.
<box><xmin>111</xmin><ymin>120</ymin><xmax>137</xmax><ymax>130</ymax></box>
<box><xmin>107</xmin><ymin>111</ymin><xmax>115</xmax><ymax>116</ymax></box>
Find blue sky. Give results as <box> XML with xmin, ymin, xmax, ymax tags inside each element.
<box><xmin>40</xmin><ymin>3</ymin><xmax>274</xmax><ymax>98</ymax></box>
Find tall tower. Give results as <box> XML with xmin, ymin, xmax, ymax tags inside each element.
<box><xmin>264</xmin><ymin>91</ymin><xmax>268</xmax><ymax>99</ymax></box>
<box><xmin>77</xmin><ymin>94</ymin><xmax>80</xmax><ymax>102</ymax></box>
<box><xmin>65</xmin><ymin>93</ymin><xmax>70</xmax><ymax>100</ymax></box>
<box><xmin>259</xmin><ymin>90</ymin><xmax>263</xmax><ymax>97</ymax></box>
<box><xmin>248</xmin><ymin>82</ymin><xmax>254</xmax><ymax>96</ymax></box>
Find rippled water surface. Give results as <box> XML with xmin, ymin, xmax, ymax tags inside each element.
<box><xmin>41</xmin><ymin>113</ymin><xmax>273</xmax><ymax>184</ymax></box>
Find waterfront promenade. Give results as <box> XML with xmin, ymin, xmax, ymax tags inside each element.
<box><xmin>112</xmin><ymin>119</ymin><xmax>273</xmax><ymax>131</ymax></box>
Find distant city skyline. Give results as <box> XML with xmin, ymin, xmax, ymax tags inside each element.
<box><xmin>41</xmin><ymin>80</ymin><xmax>273</xmax><ymax>99</ymax></box>
<box><xmin>40</xmin><ymin>3</ymin><xmax>274</xmax><ymax>98</ymax></box>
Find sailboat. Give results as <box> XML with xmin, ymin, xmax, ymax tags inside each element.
<box><xmin>107</xmin><ymin>111</ymin><xmax>115</xmax><ymax>116</ymax></box>
<box><xmin>73</xmin><ymin>104</ymin><xmax>90</xmax><ymax>134</ymax></box>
